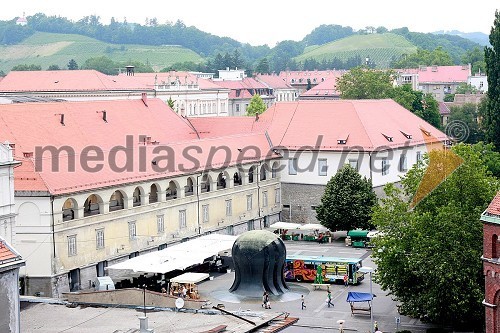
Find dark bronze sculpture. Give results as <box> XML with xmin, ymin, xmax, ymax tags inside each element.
<box><xmin>229</xmin><ymin>230</ymin><xmax>289</xmax><ymax>297</ymax></box>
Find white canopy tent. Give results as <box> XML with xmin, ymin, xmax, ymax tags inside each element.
<box><xmin>268</xmin><ymin>222</ymin><xmax>301</xmax><ymax>230</ymax></box>
<box><xmin>107</xmin><ymin>234</ymin><xmax>237</xmax><ymax>279</ymax></box>
<box><xmin>170</xmin><ymin>272</ymin><xmax>210</xmax><ymax>284</ymax></box>
<box><xmin>297</xmin><ymin>223</ymin><xmax>330</xmax><ymax>232</ymax></box>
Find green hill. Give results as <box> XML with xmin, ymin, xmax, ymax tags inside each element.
<box><xmin>296</xmin><ymin>33</ymin><xmax>417</xmax><ymax>68</ymax></box>
<box><xmin>0</xmin><ymin>32</ymin><xmax>203</xmax><ymax>72</ymax></box>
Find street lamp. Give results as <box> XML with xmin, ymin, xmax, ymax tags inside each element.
<box><xmin>359</xmin><ymin>266</ymin><xmax>374</xmax><ymax>333</ymax></box>
<box><xmin>142</xmin><ymin>284</ymin><xmax>147</xmax><ymax>318</ymax></box>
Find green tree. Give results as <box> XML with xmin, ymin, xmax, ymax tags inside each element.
<box><xmin>255</xmin><ymin>58</ymin><xmax>270</xmax><ymax>74</ymax></box>
<box><xmin>47</xmin><ymin>64</ymin><xmax>60</xmax><ymax>70</ymax></box>
<box><xmin>336</xmin><ymin>66</ymin><xmax>394</xmax><ymax>99</ymax></box>
<box><xmin>246</xmin><ymin>94</ymin><xmax>267</xmax><ymax>116</ymax></box>
<box><xmin>448</xmin><ymin>103</ymin><xmax>483</xmax><ymax>144</ymax></box>
<box><xmin>166</xmin><ymin>97</ymin><xmax>175</xmax><ymax>109</ymax></box>
<box><xmin>11</xmin><ymin>64</ymin><xmax>41</xmax><ymax>71</ymax></box>
<box><xmin>471</xmin><ymin>142</ymin><xmax>500</xmax><ymax>178</ymax></box>
<box><xmin>316</xmin><ymin>165</ymin><xmax>376</xmax><ymax>231</ymax></box>
<box><xmin>484</xmin><ymin>10</ymin><xmax>500</xmax><ymax>151</ymax></box>
<box><xmin>83</xmin><ymin>56</ymin><xmax>117</xmax><ymax>75</ymax></box>
<box><xmin>67</xmin><ymin>59</ymin><xmax>78</xmax><ymax>70</ymax></box>
<box><xmin>371</xmin><ymin>144</ymin><xmax>498</xmax><ymax>328</ymax></box>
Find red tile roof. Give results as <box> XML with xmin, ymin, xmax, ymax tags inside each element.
<box><xmin>212</xmin><ymin>77</ymin><xmax>269</xmax><ymax>90</ymax></box>
<box><xmin>193</xmin><ymin>99</ymin><xmax>447</xmax><ymax>151</ymax></box>
<box><xmin>0</xmin><ymin>99</ymin><xmax>275</xmax><ymax>195</ymax></box>
<box><xmin>278</xmin><ymin>70</ymin><xmax>346</xmax><ymax>85</ymax></box>
<box><xmin>300</xmin><ymin>77</ymin><xmax>340</xmax><ymax>97</ymax></box>
<box><xmin>0</xmin><ymin>238</ymin><xmax>23</xmax><ymax>266</ymax></box>
<box><xmin>256</xmin><ymin>75</ymin><xmax>293</xmax><ymax>89</ymax></box>
<box><xmin>438</xmin><ymin>102</ymin><xmax>451</xmax><ymax>115</ymax></box>
<box><xmin>397</xmin><ymin>65</ymin><xmax>470</xmax><ymax>84</ymax></box>
<box><xmin>486</xmin><ymin>192</ymin><xmax>500</xmax><ymax>217</ymax></box>
<box><xmin>125</xmin><ymin>72</ymin><xmax>225</xmax><ymax>90</ymax></box>
<box><xmin>0</xmin><ymin>70</ymin><xmax>146</xmax><ymax>92</ymax></box>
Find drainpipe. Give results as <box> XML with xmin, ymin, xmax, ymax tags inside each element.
<box><xmin>50</xmin><ymin>196</ymin><xmax>56</xmax><ymax>259</ymax></box>
<box><xmin>369</xmin><ymin>152</ymin><xmax>373</xmax><ymax>181</ymax></box>
<box><xmin>196</xmin><ymin>173</ymin><xmax>202</xmax><ymax>235</ymax></box>
<box><xmin>257</xmin><ymin>162</ymin><xmax>261</xmax><ymax>229</ymax></box>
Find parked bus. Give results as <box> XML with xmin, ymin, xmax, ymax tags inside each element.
<box><xmin>284</xmin><ymin>255</ymin><xmax>364</xmax><ymax>285</ymax></box>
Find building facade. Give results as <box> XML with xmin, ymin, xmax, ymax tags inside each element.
<box><xmin>0</xmin><ymin>143</ymin><xmax>19</xmax><ymax>246</ymax></box>
<box><xmin>482</xmin><ymin>192</ymin><xmax>500</xmax><ymax>332</ymax></box>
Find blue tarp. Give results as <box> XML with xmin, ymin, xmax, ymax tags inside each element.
<box><xmin>346</xmin><ymin>292</ymin><xmax>373</xmax><ymax>302</ymax></box>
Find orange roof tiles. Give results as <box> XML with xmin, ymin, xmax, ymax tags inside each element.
<box><xmin>0</xmin><ymin>238</ymin><xmax>22</xmax><ymax>265</ymax></box>
<box><xmin>0</xmin><ymin>98</ymin><xmax>275</xmax><ymax>195</ymax></box>
<box><xmin>486</xmin><ymin>192</ymin><xmax>500</xmax><ymax>217</ymax></box>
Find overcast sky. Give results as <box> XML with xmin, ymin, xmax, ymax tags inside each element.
<box><xmin>3</xmin><ymin>1</ymin><xmax>499</xmax><ymax>46</ymax></box>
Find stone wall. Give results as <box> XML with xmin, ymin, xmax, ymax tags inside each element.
<box><xmin>63</xmin><ymin>288</ymin><xmax>206</xmax><ymax>310</ymax></box>
<box><xmin>0</xmin><ymin>269</ymin><xmax>20</xmax><ymax>333</ymax></box>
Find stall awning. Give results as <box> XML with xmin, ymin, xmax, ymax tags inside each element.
<box><xmin>268</xmin><ymin>222</ymin><xmax>301</xmax><ymax>230</ymax></box>
<box><xmin>346</xmin><ymin>292</ymin><xmax>373</xmax><ymax>302</ymax></box>
<box><xmin>298</xmin><ymin>224</ymin><xmax>329</xmax><ymax>232</ymax></box>
<box><xmin>347</xmin><ymin>230</ymin><xmax>369</xmax><ymax>238</ymax></box>
<box><xmin>107</xmin><ymin>234</ymin><xmax>237</xmax><ymax>276</ymax></box>
<box><xmin>170</xmin><ymin>272</ymin><xmax>210</xmax><ymax>284</ymax></box>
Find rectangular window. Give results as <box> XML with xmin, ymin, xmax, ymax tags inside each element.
<box><xmin>247</xmin><ymin>220</ymin><xmax>254</xmax><ymax>231</ymax></box>
<box><xmin>318</xmin><ymin>159</ymin><xmax>328</xmax><ymax>176</ymax></box>
<box><xmin>399</xmin><ymin>154</ymin><xmax>407</xmax><ymax>172</ymax></box>
<box><xmin>157</xmin><ymin>215</ymin><xmax>165</xmax><ymax>234</ymax></box>
<box><xmin>288</xmin><ymin>158</ymin><xmax>297</xmax><ymax>175</ymax></box>
<box><xmin>179</xmin><ymin>210</ymin><xmax>187</xmax><ymax>229</ymax></box>
<box><xmin>225</xmin><ymin>199</ymin><xmax>232</xmax><ymax>216</ymax></box>
<box><xmin>275</xmin><ymin>188</ymin><xmax>281</xmax><ymax>204</ymax></box>
<box><xmin>68</xmin><ymin>235</ymin><xmax>77</xmax><ymax>256</ymax></box>
<box><xmin>262</xmin><ymin>191</ymin><xmax>268</xmax><ymax>207</ymax></box>
<box><xmin>202</xmin><ymin>204</ymin><xmax>209</xmax><ymax>223</ymax></box>
<box><xmin>416</xmin><ymin>151</ymin><xmax>422</xmax><ymax>162</ymax></box>
<box><xmin>128</xmin><ymin>221</ymin><xmax>137</xmax><ymax>240</ymax></box>
<box><xmin>96</xmin><ymin>229</ymin><xmax>104</xmax><ymax>249</ymax></box>
<box><xmin>247</xmin><ymin>194</ymin><xmax>253</xmax><ymax>211</ymax></box>
<box><xmin>382</xmin><ymin>158</ymin><xmax>389</xmax><ymax>176</ymax></box>
<box><xmin>349</xmin><ymin>159</ymin><xmax>359</xmax><ymax>171</ymax></box>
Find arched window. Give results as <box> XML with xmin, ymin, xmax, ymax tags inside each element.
<box><xmin>62</xmin><ymin>198</ymin><xmax>77</xmax><ymax>221</ymax></box>
<box><xmin>201</xmin><ymin>174</ymin><xmax>211</xmax><ymax>193</ymax></box>
<box><xmin>109</xmin><ymin>190</ymin><xmax>125</xmax><ymax>211</ymax></box>
<box><xmin>493</xmin><ymin>234</ymin><xmax>498</xmax><ymax>259</ymax></box>
<box><xmin>260</xmin><ymin>164</ymin><xmax>267</xmax><ymax>181</ymax></box>
<box><xmin>185</xmin><ymin>177</ymin><xmax>194</xmax><ymax>196</ymax></box>
<box><xmin>84</xmin><ymin>194</ymin><xmax>102</xmax><ymax>217</ymax></box>
<box><xmin>234</xmin><ymin>172</ymin><xmax>242</xmax><ymax>186</ymax></box>
<box><xmin>217</xmin><ymin>172</ymin><xmax>227</xmax><ymax>190</ymax></box>
<box><xmin>166</xmin><ymin>181</ymin><xmax>178</xmax><ymax>200</ymax></box>
<box><xmin>149</xmin><ymin>184</ymin><xmax>159</xmax><ymax>203</ymax></box>
<box><xmin>133</xmin><ymin>187</ymin><xmax>142</xmax><ymax>207</ymax></box>
<box><xmin>248</xmin><ymin>166</ymin><xmax>255</xmax><ymax>183</ymax></box>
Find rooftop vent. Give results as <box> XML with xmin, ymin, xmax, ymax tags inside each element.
<box><xmin>420</xmin><ymin>127</ymin><xmax>431</xmax><ymax>137</ymax></box>
<box><xmin>400</xmin><ymin>130</ymin><xmax>412</xmax><ymax>139</ymax></box>
<box><xmin>337</xmin><ymin>133</ymin><xmax>349</xmax><ymax>145</ymax></box>
<box><xmin>382</xmin><ymin>133</ymin><xmax>393</xmax><ymax>142</ymax></box>
<box><xmin>55</xmin><ymin>113</ymin><xmax>65</xmax><ymax>126</ymax></box>
<box><xmin>23</xmin><ymin>152</ymin><xmax>33</xmax><ymax>158</ymax></box>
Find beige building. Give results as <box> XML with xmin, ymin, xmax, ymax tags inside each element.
<box><xmin>2</xmin><ymin>98</ymin><xmax>280</xmax><ymax>297</ymax></box>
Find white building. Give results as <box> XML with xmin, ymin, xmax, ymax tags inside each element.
<box><xmin>468</xmin><ymin>73</ymin><xmax>488</xmax><ymax>93</ymax></box>
<box><xmin>0</xmin><ymin>143</ymin><xmax>19</xmax><ymax>246</ymax></box>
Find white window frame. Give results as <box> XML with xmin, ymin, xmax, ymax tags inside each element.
<box><xmin>179</xmin><ymin>210</ymin><xmax>187</xmax><ymax>229</ymax></box>
<box><xmin>348</xmin><ymin>159</ymin><xmax>359</xmax><ymax>171</ymax></box>
<box><xmin>128</xmin><ymin>221</ymin><xmax>137</xmax><ymax>240</ymax></box>
<box><xmin>262</xmin><ymin>191</ymin><xmax>268</xmax><ymax>207</ymax></box>
<box><xmin>96</xmin><ymin>229</ymin><xmax>104</xmax><ymax>249</ymax></box>
<box><xmin>157</xmin><ymin>215</ymin><xmax>165</xmax><ymax>234</ymax></box>
<box><xmin>202</xmin><ymin>204</ymin><xmax>209</xmax><ymax>223</ymax></box>
<box><xmin>275</xmin><ymin>188</ymin><xmax>281</xmax><ymax>204</ymax></box>
<box><xmin>382</xmin><ymin>158</ymin><xmax>389</xmax><ymax>176</ymax></box>
<box><xmin>318</xmin><ymin>159</ymin><xmax>328</xmax><ymax>176</ymax></box>
<box><xmin>288</xmin><ymin>158</ymin><xmax>297</xmax><ymax>175</ymax></box>
<box><xmin>68</xmin><ymin>235</ymin><xmax>77</xmax><ymax>256</ymax></box>
<box><xmin>247</xmin><ymin>194</ymin><xmax>253</xmax><ymax>211</ymax></box>
<box><xmin>226</xmin><ymin>199</ymin><xmax>232</xmax><ymax>216</ymax></box>
<box><xmin>416</xmin><ymin>151</ymin><xmax>422</xmax><ymax>162</ymax></box>
<box><xmin>399</xmin><ymin>154</ymin><xmax>407</xmax><ymax>172</ymax></box>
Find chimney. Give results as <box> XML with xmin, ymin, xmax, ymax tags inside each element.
<box><xmin>141</xmin><ymin>93</ymin><xmax>148</xmax><ymax>107</ymax></box>
<box><xmin>126</xmin><ymin>65</ymin><xmax>135</xmax><ymax>76</ymax></box>
<box><xmin>102</xmin><ymin>111</ymin><xmax>107</xmax><ymax>122</ymax></box>
<box><xmin>57</xmin><ymin>113</ymin><xmax>65</xmax><ymax>126</ymax></box>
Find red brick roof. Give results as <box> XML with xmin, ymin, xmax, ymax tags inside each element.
<box><xmin>0</xmin><ymin>98</ymin><xmax>275</xmax><ymax>195</ymax></box>
<box><xmin>192</xmin><ymin>99</ymin><xmax>447</xmax><ymax>151</ymax></box>
<box><xmin>0</xmin><ymin>238</ymin><xmax>22</xmax><ymax>265</ymax></box>
<box><xmin>397</xmin><ymin>65</ymin><xmax>470</xmax><ymax>84</ymax></box>
<box><xmin>486</xmin><ymin>192</ymin><xmax>500</xmax><ymax>217</ymax></box>
<box><xmin>256</xmin><ymin>75</ymin><xmax>293</xmax><ymax>89</ymax></box>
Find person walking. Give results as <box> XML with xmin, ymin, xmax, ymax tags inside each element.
<box><xmin>262</xmin><ymin>292</ymin><xmax>267</xmax><ymax>308</ymax></box>
<box><xmin>326</xmin><ymin>290</ymin><xmax>334</xmax><ymax>307</ymax></box>
<box><xmin>301</xmin><ymin>295</ymin><xmax>306</xmax><ymax>310</ymax></box>
<box><xmin>343</xmin><ymin>274</ymin><xmax>348</xmax><ymax>287</ymax></box>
